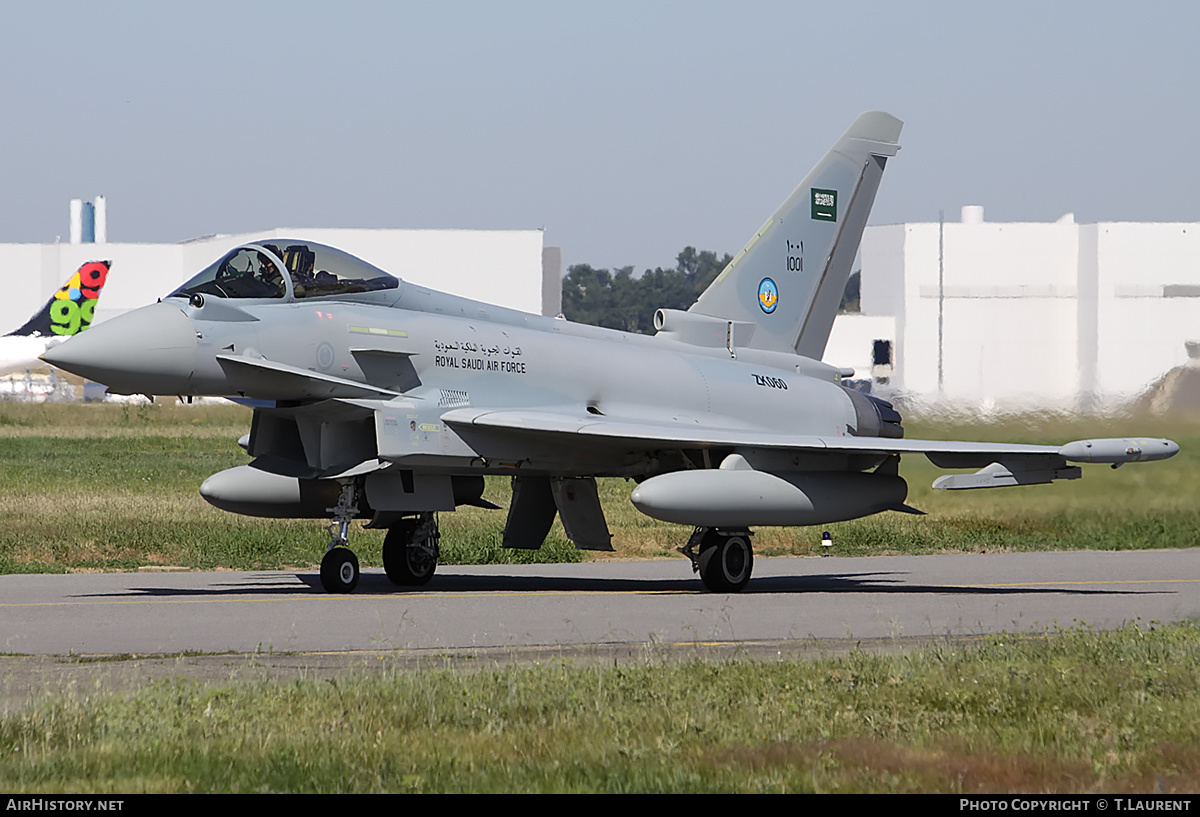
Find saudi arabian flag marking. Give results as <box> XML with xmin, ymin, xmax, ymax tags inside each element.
<box><xmin>811</xmin><ymin>188</ymin><xmax>837</xmax><ymax>221</ymax></box>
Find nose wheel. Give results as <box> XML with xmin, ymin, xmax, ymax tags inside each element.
<box><xmin>320</xmin><ymin>547</ymin><xmax>359</xmax><ymax>593</ymax></box>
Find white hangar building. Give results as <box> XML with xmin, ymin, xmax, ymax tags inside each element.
<box><xmin>826</xmin><ymin>207</ymin><xmax>1200</xmax><ymax>414</ymax></box>
<box><xmin>0</xmin><ymin>200</ymin><xmax>561</xmax><ymax>335</ymax></box>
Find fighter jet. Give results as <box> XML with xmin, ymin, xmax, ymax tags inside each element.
<box><xmin>1</xmin><ymin>260</ymin><xmax>111</xmax><ymax>375</ymax></box>
<box><xmin>43</xmin><ymin>112</ymin><xmax>1178</xmax><ymax>594</ymax></box>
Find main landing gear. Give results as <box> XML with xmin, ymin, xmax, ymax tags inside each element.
<box><xmin>382</xmin><ymin>512</ymin><xmax>440</xmax><ymax>586</ymax></box>
<box><xmin>317</xmin><ymin>481</ymin><xmax>441</xmax><ymax>594</ymax></box>
<box><xmin>680</xmin><ymin>527</ymin><xmax>754</xmax><ymax>593</ymax></box>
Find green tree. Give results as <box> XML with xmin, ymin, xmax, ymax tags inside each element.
<box><xmin>674</xmin><ymin>246</ymin><xmax>729</xmax><ymax>294</ymax></box>
<box><xmin>562</xmin><ymin>248</ymin><xmax>860</xmax><ymax>331</ymax></box>
<box><xmin>840</xmin><ymin>270</ymin><xmax>861</xmax><ymax>313</ymax></box>
<box><xmin>561</xmin><ymin>247</ymin><xmax>734</xmax><ymax>334</ymax></box>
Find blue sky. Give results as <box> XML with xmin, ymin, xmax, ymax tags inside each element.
<box><xmin>2</xmin><ymin>1</ymin><xmax>1197</xmax><ymax>272</ymax></box>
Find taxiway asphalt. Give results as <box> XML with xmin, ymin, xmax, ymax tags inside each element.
<box><xmin>3</xmin><ymin>549</ymin><xmax>1197</xmax><ymax>657</ymax></box>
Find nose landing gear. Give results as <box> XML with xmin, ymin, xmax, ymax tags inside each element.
<box><xmin>319</xmin><ymin>481</ymin><xmax>362</xmax><ymax>593</ymax></box>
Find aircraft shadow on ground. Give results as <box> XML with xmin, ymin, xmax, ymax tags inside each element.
<box><xmin>380</xmin><ymin>571</ymin><xmax>1162</xmax><ymax>597</ymax></box>
<box><xmin>73</xmin><ymin>569</ymin><xmax>1164</xmax><ymax>599</ymax></box>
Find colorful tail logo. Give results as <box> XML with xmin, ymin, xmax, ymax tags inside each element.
<box><xmin>7</xmin><ymin>261</ymin><xmax>111</xmax><ymax>338</ymax></box>
<box><xmin>51</xmin><ymin>261</ymin><xmax>109</xmax><ymax>335</ymax></box>
<box><xmin>757</xmin><ymin>277</ymin><xmax>778</xmax><ymax>314</ymax></box>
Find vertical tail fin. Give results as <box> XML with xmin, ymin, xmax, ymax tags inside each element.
<box><xmin>689</xmin><ymin>112</ymin><xmax>901</xmax><ymax>359</ymax></box>
<box><xmin>7</xmin><ymin>261</ymin><xmax>111</xmax><ymax>338</ymax></box>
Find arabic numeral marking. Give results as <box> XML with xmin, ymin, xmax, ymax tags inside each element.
<box><xmin>785</xmin><ymin>239</ymin><xmax>803</xmax><ymax>272</ymax></box>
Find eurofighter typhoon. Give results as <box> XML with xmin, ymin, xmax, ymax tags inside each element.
<box><xmin>43</xmin><ymin>112</ymin><xmax>1178</xmax><ymax>593</ymax></box>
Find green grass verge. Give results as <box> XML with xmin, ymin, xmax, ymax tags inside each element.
<box><xmin>0</xmin><ymin>403</ymin><xmax>578</xmax><ymax>572</ymax></box>
<box><xmin>0</xmin><ymin>402</ymin><xmax>1197</xmax><ymax>572</ymax></box>
<box><xmin>2</xmin><ymin>622</ymin><xmax>1198</xmax><ymax>793</ymax></box>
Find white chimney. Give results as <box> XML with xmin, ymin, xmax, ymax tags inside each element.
<box><xmin>69</xmin><ymin>199</ymin><xmax>83</xmax><ymax>244</ymax></box>
<box><xmin>94</xmin><ymin>195</ymin><xmax>107</xmax><ymax>243</ymax></box>
<box><xmin>961</xmin><ymin>205</ymin><xmax>984</xmax><ymax>224</ymax></box>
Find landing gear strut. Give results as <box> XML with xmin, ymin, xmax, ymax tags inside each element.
<box><xmin>383</xmin><ymin>512</ymin><xmax>440</xmax><ymax>586</ymax></box>
<box><xmin>680</xmin><ymin>527</ymin><xmax>754</xmax><ymax>593</ymax></box>
<box><xmin>319</xmin><ymin>480</ymin><xmax>361</xmax><ymax>593</ymax></box>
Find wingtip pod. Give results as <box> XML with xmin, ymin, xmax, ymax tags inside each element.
<box><xmin>1059</xmin><ymin>438</ymin><xmax>1180</xmax><ymax>464</ymax></box>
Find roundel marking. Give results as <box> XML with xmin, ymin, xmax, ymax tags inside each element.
<box><xmin>758</xmin><ymin>277</ymin><xmax>778</xmax><ymax>314</ymax></box>
<box><xmin>315</xmin><ymin>341</ymin><xmax>336</xmax><ymax>370</ymax></box>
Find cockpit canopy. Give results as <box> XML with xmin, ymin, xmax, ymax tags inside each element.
<box><xmin>168</xmin><ymin>241</ymin><xmax>399</xmax><ymax>301</ymax></box>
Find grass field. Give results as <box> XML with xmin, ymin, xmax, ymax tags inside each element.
<box><xmin>0</xmin><ymin>402</ymin><xmax>583</xmax><ymax>573</ymax></box>
<box><xmin>2</xmin><ymin>622</ymin><xmax>1198</xmax><ymax>793</ymax></box>
<box><xmin>0</xmin><ymin>402</ymin><xmax>1197</xmax><ymax>573</ymax></box>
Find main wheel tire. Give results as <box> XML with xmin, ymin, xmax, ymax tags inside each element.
<box><xmin>697</xmin><ymin>532</ymin><xmax>753</xmax><ymax>593</ymax></box>
<box><xmin>383</xmin><ymin>523</ymin><xmax>437</xmax><ymax>586</ymax></box>
<box><xmin>320</xmin><ymin>547</ymin><xmax>359</xmax><ymax>594</ymax></box>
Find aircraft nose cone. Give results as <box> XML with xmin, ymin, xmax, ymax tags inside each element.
<box><xmin>42</xmin><ymin>301</ymin><xmax>198</xmax><ymax>394</ymax></box>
